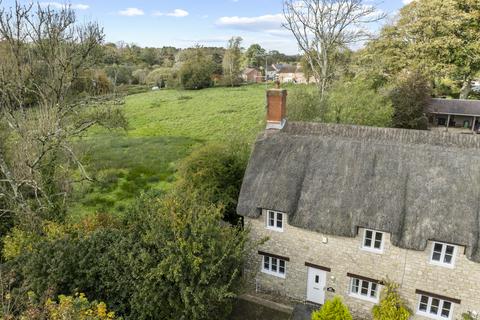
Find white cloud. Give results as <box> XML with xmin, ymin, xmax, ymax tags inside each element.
<box><xmin>40</xmin><ymin>2</ymin><xmax>89</xmax><ymax>10</ymax></box>
<box><xmin>153</xmin><ymin>9</ymin><xmax>189</xmax><ymax>17</ymax></box>
<box><xmin>118</xmin><ymin>7</ymin><xmax>144</xmax><ymax>16</ymax></box>
<box><xmin>216</xmin><ymin>14</ymin><xmax>285</xmax><ymax>31</ymax></box>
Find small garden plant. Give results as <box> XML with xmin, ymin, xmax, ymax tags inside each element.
<box><xmin>311</xmin><ymin>296</ymin><xmax>352</xmax><ymax>320</ymax></box>
<box><xmin>372</xmin><ymin>281</ymin><xmax>411</xmax><ymax>320</ymax></box>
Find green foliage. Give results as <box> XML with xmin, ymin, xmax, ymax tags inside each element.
<box><xmin>287</xmin><ymin>85</ymin><xmax>324</xmax><ymax>121</ymax></box>
<box><xmin>389</xmin><ymin>71</ymin><xmax>431</xmax><ymax>130</ymax></box>
<box><xmin>372</xmin><ymin>281</ymin><xmax>411</xmax><ymax>320</ymax></box>
<box><xmin>145</xmin><ymin>67</ymin><xmax>174</xmax><ymax>87</ymax></box>
<box><xmin>243</xmin><ymin>44</ymin><xmax>266</xmax><ymax>69</ymax></box>
<box><xmin>175</xmin><ymin>142</ymin><xmax>249</xmax><ymax>224</ymax></box>
<box><xmin>324</xmin><ymin>79</ymin><xmax>393</xmax><ymax>127</ymax></box>
<box><xmin>463</xmin><ymin>311</ymin><xmax>480</xmax><ymax>320</ymax></box>
<box><xmin>44</xmin><ymin>293</ymin><xmax>117</xmax><ymax>320</ymax></box>
<box><xmin>311</xmin><ymin>296</ymin><xmax>352</xmax><ymax>320</ymax></box>
<box><xmin>178</xmin><ymin>47</ymin><xmax>216</xmax><ymax>90</ymax></box>
<box><xmin>129</xmin><ymin>194</ymin><xmax>251</xmax><ymax>320</ymax></box>
<box><xmin>222</xmin><ymin>37</ymin><xmax>244</xmax><ymax>87</ymax></box>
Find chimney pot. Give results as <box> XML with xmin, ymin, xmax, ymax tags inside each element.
<box><xmin>266</xmin><ymin>88</ymin><xmax>287</xmax><ymax>130</ymax></box>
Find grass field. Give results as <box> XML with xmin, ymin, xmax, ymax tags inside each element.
<box><xmin>70</xmin><ymin>84</ymin><xmax>268</xmax><ymax>219</ymax></box>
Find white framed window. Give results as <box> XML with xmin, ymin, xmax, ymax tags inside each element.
<box><xmin>349</xmin><ymin>277</ymin><xmax>380</xmax><ymax>303</ymax></box>
<box><xmin>430</xmin><ymin>242</ymin><xmax>456</xmax><ymax>267</ymax></box>
<box><xmin>361</xmin><ymin>229</ymin><xmax>384</xmax><ymax>253</ymax></box>
<box><xmin>417</xmin><ymin>294</ymin><xmax>454</xmax><ymax>320</ymax></box>
<box><xmin>265</xmin><ymin>210</ymin><xmax>284</xmax><ymax>232</ymax></box>
<box><xmin>261</xmin><ymin>255</ymin><xmax>286</xmax><ymax>278</ymax></box>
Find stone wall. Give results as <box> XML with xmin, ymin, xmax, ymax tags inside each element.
<box><xmin>244</xmin><ymin>213</ymin><xmax>480</xmax><ymax>320</ymax></box>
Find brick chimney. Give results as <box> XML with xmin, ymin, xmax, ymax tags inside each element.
<box><xmin>266</xmin><ymin>87</ymin><xmax>287</xmax><ymax>130</ymax></box>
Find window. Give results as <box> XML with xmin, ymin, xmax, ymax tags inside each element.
<box><xmin>430</xmin><ymin>242</ymin><xmax>456</xmax><ymax>267</ymax></box>
<box><xmin>265</xmin><ymin>210</ymin><xmax>284</xmax><ymax>231</ymax></box>
<box><xmin>349</xmin><ymin>277</ymin><xmax>380</xmax><ymax>303</ymax></box>
<box><xmin>362</xmin><ymin>229</ymin><xmax>384</xmax><ymax>253</ymax></box>
<box><xmin>417</xmin><ymin>295</ymin><xmax>454</xmax><ymax>320</ymax></box>
<box><xmin>261</xmin><ymin>255</ymin><xmax>286</xmax><ymax>278</ymax></box>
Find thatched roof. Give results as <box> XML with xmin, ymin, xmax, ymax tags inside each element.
<box><xmin>428</xmin><ymin>98</ymin><xmax>480</xmax><ymax>116</ymax></box>
<box><xmin>237</xmin><ymin>122</ymin><xmax>480</xmax><ymax>262</ymax></box>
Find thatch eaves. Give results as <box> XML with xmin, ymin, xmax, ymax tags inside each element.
<box><xmin>237</xmin><ymin>122</ymin><xmax>480</xmax><ymax>262</ymax></box>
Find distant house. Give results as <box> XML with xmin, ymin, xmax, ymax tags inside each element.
<box><xmin>273</xmin><ymin>63</ymin><xmax>312</xmax><ymax>84</ymax></box>
<box><xmin>265</xmin><ymin>65</ymin><xmax>277</xmax><ymax>81</ymax></box>
<box><xmin>242</xmin><ymin>68</ymin><xmax>263</xmax><ymax>83</ymax></box>
<box><xmin>427</xmin><ymin>98</ymin><xmax>480</xmax><ymax>133</ymax></box>
<box><xmin>237</xmin><ymin>88</ymin><xmax>480</xmax><ymax>319</ymax></box>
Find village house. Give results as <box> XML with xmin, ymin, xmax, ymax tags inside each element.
<box><xmin>237</xmin><ymin>88</ymin><xmax>480</xmax><ymax>319</ymax></box>
<box><xmin>242</xmin><ymin>68</ymin><xmax>263</xmax><ymax>83</ymax></box>
<box><xmin>427</xmin><ymin>98</ymin><xmax>480</xmax><ymax>134</ymax></box>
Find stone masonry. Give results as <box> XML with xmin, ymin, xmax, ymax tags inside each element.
<box><xmin>244</xmin><ymin>212</ymin><xmax>480</xmax><ymax>320</ymax></box>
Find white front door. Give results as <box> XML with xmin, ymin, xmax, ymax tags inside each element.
<box><xmin>306</xmin><ymin>267</ymin><xmax>326</xmax><ymax>304</ymax></box>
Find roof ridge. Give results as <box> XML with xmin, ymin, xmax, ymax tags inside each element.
<box><xmin>282</xmin><ymin>121</ymin><xmax>480</xmax><ymax>149</ymax></box>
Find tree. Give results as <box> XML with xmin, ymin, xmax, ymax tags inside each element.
<box><xmin>222</xmin><ymin>37</ymin><xmax>243</xmax><ymax>87</ymax></box>
<box><xmin>360</xmin><ymin>0</ymin><xmax>480</xmax><ymax>99</ymax></box>
<box><xmin>372</xmin><ymin>281</ymin><xmax>411</xmax><ymax>320</ymax></box>
<box><xmin>389</xmin><ymin>71</ymin><xmax>431</xmax><ymax>130</ymax></box>
<box><xmin>283</xmin><ymin>0</ymin><xmax>385</xmax><ymax>99</ymax></box>
<box><xmin>0</xmin><ymin>2</ymin><xmax>126</xmax><ymax>229</ymax></box>
<box><xmin>178</xmin><ymin>46</ymin><xmax>216</xmax><ymax>89</ymax></box>
<box><xmin>243</xmin><ymin>44</ymin><xmax>266</xmax><ymax>69</ymax></box>
<box><xmin>311</xmin><ymin>296</ymin><xmax>352</xmax><ymax>320</ymax></box>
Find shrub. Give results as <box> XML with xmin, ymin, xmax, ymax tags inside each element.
<box><xmin>44</xmin><ymin>293</ymin><xmax>117</xmax><ymax>320</ymax></box>
<box><xmin>287</xmin><ymin>85</ymin><xmax>324</xmax><ymax>121</ymax></box>
<box><xmin>372</xmin><ymin>281</ymin><xmax>411</xmax><ymax>320</ymax></box>
<box><xmin>175</xmin><ymin>142</ymin><xmax>249</xmax><ymax>224</ymax></box>
<box><xmin>325</xmin><ymin>79</ymin><xmax>393</xmax><ymax>127</ymax></box>
<box><xmin>389</xmin><ymin>70</ymin><xmax>431</xmax><ymax>130</ymax></box>
<box><xmin>145</xmin><ymin>67</ymin><xmax>174</xmax><ymax>87</ymax></box>
<box><xmin>311</xmin><ymin>296</ymin><xmax>352</xmax><ymax>320</ymax></box>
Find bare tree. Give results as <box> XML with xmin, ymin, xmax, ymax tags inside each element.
<box><xmin>283</xmin><ymin>0</ymin><xmax>385</xmax><ymax>99</ymax></box>
<box><xmin>0</xmin><ymin>1</ymin><xmax>126</xmax><ymax>229</ymax></box>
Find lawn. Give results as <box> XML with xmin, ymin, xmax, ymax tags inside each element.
<box><xmin>69</xmin><ymin>84</ymin><xmax>268</xmax><ymax>219</ymax></box>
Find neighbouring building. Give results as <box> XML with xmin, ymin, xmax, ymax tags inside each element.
<box><xmin>237</xmin><ymin>88</ymin><xmax>480</xmax><ymax>319</ymax></box>
<box><xmin>427</xmin><ymin>98</ymin><xmax>480</xmax><ymax>133</ymax></box>
<box><xmin>242</xmin><ymin>68</ymin><xmax>263</xmax><ymax>83</ymax></box>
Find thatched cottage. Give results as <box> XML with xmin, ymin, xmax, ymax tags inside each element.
<box><xmin>237</xmin><ymin>88</ymin><xmax>480</xmax><ymax>319</ymax></box>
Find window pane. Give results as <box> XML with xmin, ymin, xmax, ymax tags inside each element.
<box><xmin>370</xmin><ymin>283</ymin><xmax>377</xmax><ymax>297</ymax></box>
<box><xmin>279</xmin><ymin>260</ymin><xmax>285</xmax><ymax>274</ymax></box>
<box><xmin>263</xmin><ymin>256</ymin><xmax>269</xmax><ymax>270</ymax></box>
<box><xmin>276</xmin><ymin>218</ymin><xmax>283</xmax><ymax>229</ymax></box>
<box><xmin>434</xmin><ymin>243</ymin><xmax>443</xmax><ymax>253</ymax></box>
<box><xmin>366</xmin><ymin>230</ymin><xmax>373</xmax><ymax>240</ymax></box>
<box><xmin>445</xmin><ymin>245</ymin><xmax>454</xmax><ymax>255</ymax></box>
<box><xmin>430</xmin><ymin>298</ymin><xmax>440</xmax><ymax>315</ymax></box>
<box><xmin>361</xmin><ymin>281</ymin><xmax>369</xmax><ymax>295</ymax></box>
<box><xmin>374</xmin><ymin>240</ymin><xmax>382</xmax><ymax>249</ymax></box>
<box><xmin>271</xmin><ymin>258</ymin><xmax>277</xmax><ymax>272</ymax></box>
<box><xmin>351</xmin><ymin>279</ymin><xmax>359</xmax><ymax>293</ymax></box>
<box><xmin>444</xmin><ymin>254</ymin><xmax>453</xmax><ymax>264</ymax></box>
<box><xmin>441</xmin><ymin>301</ymin><xmax>451</xmax><ymax>318</ymax></box>
<box><xmin>419</xmin><ymin>296</ymin><xmax>429</xmax><ymax>312</ymax></box>
<box><xmin>375</xmin><ymin>232</ymin><xmax>383</xmax><ymax>241</ymax></box>
<box><xmin>432</xmin><ymin>251</ymin><xmax>442</xmax><ymax>261</ymax></box>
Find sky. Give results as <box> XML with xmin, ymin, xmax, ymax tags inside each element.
<box><xmin>4</xmin><ymin>0</ymin><xmax>411</xmax><ymax>54</ymax></box>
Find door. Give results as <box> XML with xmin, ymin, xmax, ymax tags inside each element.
<box><xmin>306</xmin><ymin>267</ymin><xmax>326</xmax><ymax>304</ymax></box>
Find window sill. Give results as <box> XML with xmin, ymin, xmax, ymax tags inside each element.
<box><xmin>360</xmin><ymin>247</ymin><xmax>384</xmax><ymax>254</ymax></box>
<box><xmin>265</xmin><ymin>226</ymin><xmax>284</xmax><ymax>233</ymax></box>
<box><xmin>348</xmin><ymin>293</ymin><xmax>379</xmax><ymax>304</ymax></box>
<box><xmin>261</xmin><ymin>269</ymin><xmax>286</xmax><ymax>279</ymax></box>
<box><xmin>416</xmin><ymin>310</ymin><xmax>452</xmax><ymax>320</ymax></box>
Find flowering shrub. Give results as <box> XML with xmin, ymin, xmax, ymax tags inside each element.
<box><xmin>45</xmin><ymin>293</ymin><xmax>116</xmax><ymax>320</ymax></box>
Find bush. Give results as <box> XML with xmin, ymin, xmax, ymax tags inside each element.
<box><xmin>372</xmin><ymin>281</ymin><xmax>411</xmax><ymax>320</ymax></box>
<box><xmin>175</xmin><ymin>142</ymin><xmax>249</xmax><ymax>224</ymax></box>
<box><xmin>311</xmin><ymin>296</ymin><xmax>352</xmax><ymax>320</ymax></box>
<box><xmin>288</xmin><ymin>85</ymin><xmax>324</xmax><ymax>121</ymax></box>
<box><xmin>325</xmin><ymin>79</ymin><xmax>393</xmax><ymax>127</ymax></box>
<box><xmin>44</xmin><ymin>293</ymin><xmax>117</xmax><ymax>320</ymax></box>
<box><xmin>178</xmin><ymin>49</ymin><xmax>215</xmax><ymax>90</ymax></box>
<box><xmin>389</xmin><ymin>70</ymin><xmax>431</xmax><ymax>130</ymax></box>
<box><xmin>145</xmin><ymin>67</ymin><xmax>174</xmax><ymax>87</ymax></box>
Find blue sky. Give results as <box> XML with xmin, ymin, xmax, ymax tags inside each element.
<box><xmin>5</xmin><ymin>0</ymin><xmax>409</xmax><ymax>54</ymax></box>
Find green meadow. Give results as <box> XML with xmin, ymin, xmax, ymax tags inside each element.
<box><xmin>70</xmin><ymin>84</ymin><xmax>268</xmax><ymax>219</ymax></box>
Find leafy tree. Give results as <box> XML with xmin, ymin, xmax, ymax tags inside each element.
<box><xmin>222</xmin><ymin>37</ymin><xmax>244</xmax><ymax>87</ymax></box>
<box><xmin>372</xmin><ymin>281</ymin><xmax>411</xmax><ymax>320</ymax></box>
<box><xmin>311</xmin><ymin>296</ymin><xmax>352</xmax><ymax>320</ymax></box>
<box><xmin>325</xmin><ymin>79</ymin><xmax>393</xmax><ymax>127</ymax></box>
<box><xmin>360</xmin><ymin>0</ymin><xmax>480</xmax><ymax>98</ymax></box>
<box><xmin>389</xmin><ymin>71</ymin><xmax>431</xmax><ymax>130</ymax></box>
<box><xmin>243</xmin><ymin>44</ymin><xmax>266</xmax><ymax>69</ymax></box>
<box><xmin>178</xmin><ymin>47</ymin><xmax>215</xmax><ymax>89</ymax></box>
<box><xmin>145</xmin><ymin>68</ymin><xmax>174</xmax><ymax>87</ymax></box>
<box><xmin>175</xmin><ymin>142</ymin><xmax>249</xmax><ymax>224</ymax></box>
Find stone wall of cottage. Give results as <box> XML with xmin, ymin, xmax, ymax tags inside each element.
<box><xmin>244</xmin><ymin>214</ymin><xmax>480</xmax><ymax>320</ymax></box>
